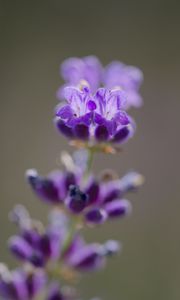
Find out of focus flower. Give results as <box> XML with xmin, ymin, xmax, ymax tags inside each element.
<box><xmin>8</xmin><ymin>206</ymin><xmax>120</xmax><ymax>274</ymax></box>
<box><xmin>26</xmin><ymin>165</ymin><xmax>143</xmax><ymax>225</ymax></box>
<box><xmin>8</xmin><ymin>209</ymin><xmax>64</xmax><ymax>268</ymax></box>
<box><xmin>0</xmin><ymin>55</ymin><xmax>144</xmax><ymax>300</ymax></box>
<box><xmin>63</xmin><ymin>235</ymin><xmax>120</xmax><ymax>272</ymax></box>
<box><xmin>0</xmin><ymin>264</ymin><xmax>46</xmax><ymax>300</ymax></box>
<box><xmin>103</xmin><ymin>61</ymin><xmax>143</xmax><ymax>109</ymax></box>
<box><xmin>57</xmin><ymin>56</ymin><xmax>103</xmax><ymax>98</ymax></box>
<box><xmin>55</xmin><ymin>85</ymin><xmax>135</xmax><ymax>145</ymax></box>
<box><xmin>26</xmin><ymin>168</ymin><xmax>80</xmax><ymax>204</ymax></box>
<box><xmin>57</xmin><ymin>56</ymin><xmax>143</xmax><ymax>110</ymax></box>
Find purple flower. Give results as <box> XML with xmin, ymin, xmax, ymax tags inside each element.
<box><xmin>57</xmin><ymin>56</ymin><xmax>103</xmax><ymax>98</ymax></box>
<box><xmin>0</xmin><ymin>264</ymin><xmax>46</xmax><ymax>300</ymax></box>
<box><xmin>65</xmin><ymin>185</ymin><xmax>89</xmax><ymax>213</ymax></box>
<box><xmin>26</xmin><ymin>165</ymin><xmax>143</xmax><ymax>225</ymax></box>
<box><xmin>55</xmin><ymin>86</ymin><xmax>135</xmax><ymax>144</ymax></box>
<box><xmin>65</xmin><ymin>239</ymin><xmax>120</xmax><ymax>272</ymax></box>
<box><xmin>8</xmin><ymin>208</ymin><xmax>65</xmax><ymax>268</ymax></box>
<box><xmin>26</xmin><ymin>169</ymin><xmax>80</xmax><ymax>204</ymax></box>
<box><xmin>103</xmin><ymin>61</ymin><xmax>143</xmax><ymax>109</ymax></box>
<box><xmin>47</xmin><ymin>283</ymin><xmax>66</xmax><ymax>300</ymax></box>
<box><xmin>57</xmin><ymin>56</ymin><xmax>143</xmax><ymax>110</ymax></box>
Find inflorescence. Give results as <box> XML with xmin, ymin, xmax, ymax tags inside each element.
<box><xmin>0</xmin><ymin>56</ymin><xmax>144</xmax><ymax>300</ymax></box>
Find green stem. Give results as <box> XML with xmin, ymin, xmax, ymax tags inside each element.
<box><xmin>85</xmin><ymin>148</ymin><xmax>94</xmax><ymax>178</ymax></box>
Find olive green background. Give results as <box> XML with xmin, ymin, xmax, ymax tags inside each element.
<box><xmin>0</xmin><ymin>1</ymin><xmax>180</xmax><ymax>299</ymax></box>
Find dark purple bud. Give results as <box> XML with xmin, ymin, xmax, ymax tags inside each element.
<box><xmin>63</xmin><ymin>234</ymin><xmax>85</xmax><ymax>260</ymax></box>
<box><xmin>0</xmin><ymin>264</ymin><xmax>13</xmax><ymax>298</ymax></box>
<box><xmin>8</xmin><ymin>236</ymin><xmax>33</xmax><ymax>261</ymax></box>
<box><xmin>38</xmin><ymin>234</ymin><xmax>52</xmax><ymax>258</ymax></box>
<box><xmin>47</xmin><ymin>283</ymin><xmax>65</xmax><ymax>300</ymax></box>
<box><xmin>55</xmin><ymin>118</ymin><xmax>74</xmax><ymax>138</ymax></box>
<box><xmin>87</xmin><ymin>100</ymin><xmax>97</xmax><ymax>111</ymax></box>
<box><xmin>95</xmin><ymin>125</ymin><xmax>109</xmax><ymax>141</ymax></box>
<box><xmin>22</xmin><ymin>228</ymin><xmax>40</xmax><ymax>247</ymax></box>
<box><xmin>0</xmin><ymin>267</ymin><xmax>28</xmax><ymax>300</ymax></box>
<box><xmin>85</xmin><ymin>208</ymin><xmax>107</xmax><ymax>225</ymax></box>
<box><xmin>69</xmin><ymin>244</ymin><xmax>105</xmax><ymax>271</ymax></box>
<box><xmin>29</xmin><ymin>252</ymin><xmax>45</xmax><ymax>267</ymax></box>
<box><xmin>64</xmin><ymin>172</ymin><xmax>77</xmax><ymax>191</ymax></box>
<box><xmin>102</xmin><ymin>187</ymin><xmax>120</xmax><ymax>204</ymax></box>
<box><xmin>66</xmin><ymin>185</ymin><xmax>89</xmax><ymax>213</ymax></box>
<box><xmin>26</xmin><ymin>169</ymin><xmax>60</xmax><ymax>203</ymax></box>
<box><xmin>104</xmin><ymin>199</ymin><xmax>132</xmax><ymax>218</ymax></box>
<box><xmin>74</xmin><ymin>123</ymin><xmax>89</xmax><ymax>140</ymax></box>
<box><xmin>9</xmin><ymin>271</ymin><xmax>28</xmax><ymax>300</ymax></box>
<box><xmin>85</xmin><ymin>178</ymin><xmax>100</xmax><ymax>205</ymax></box>
<box><xmin>0</xmin><ymin>266</ymin><xmax>46</xmax><ymax>300</ymax></box>
<box><xmin>26</xmin><ymin>270</ymin><xmax>46</xmax><ymax>299</ymax></box>
<box><xmin>112</xmin><ymin>126</ymin><xmax>131</xmax><ymax>143</ymax></box>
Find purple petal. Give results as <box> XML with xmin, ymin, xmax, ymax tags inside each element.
<box><xmin>94</xmin><ymin>113</ymin><xmax>105</xmax><ymax>125</ymax></box>
<box><xmin>74</xmin><ymin>123</ymin><xmax>89</xmax><ymax>140</ymax></box>
<box><xmin>55</xmin><ymin>118</ymin><xmax>74</xmax><ymax>139</ymax></box>
<box><xmin>56</xmin><ymin>105</ymin><xmax>73</xmax><ymax>119</ymax></box>
<box><xmin>85</xmin><ymin>208</ymin><xmax>107</xmax><ymax>225</ymax></box>
<box><xmin>8</xmin><ymin>236</ymin><xmax>33</xmax><ymax>261</ymax></box>
<box><xmin>61</xmin><ymin>57</ymin><xmax>84</xmax><ymax>83</ymax></box>
<box><xmin>22</xmin><ymin>228</ymin><xmax>41</xmax><ymax>248</ymax></box>
<box><xmin>112</xmin><ymin>126</ymin><xmax>131</xmax><ymax>143</ymax></box>
<box><xmin>95</xmin><ymin>125</ymin><xmax>109</xmax><ymax>141</ymax></box>
<box><xmin>26</xmin><ymin>169</ymin><xmax>60</xmax><ymax>203</ymax></box>
<box><xmin>115</xmin><ymin>111</ymin><xmax>130</xmax><ymax>125</ymax></box>
<box><xmin>11</xmin><ymin>270</ymin><xmax>29</xmax><ymax>300</ymax></box>
<box><xmin>87</xmin><ymin>100</ymin><xmax>97</xmax><ymax>111</ymax></box>
<box><xmin>85</xmin><ymin>178</ymin><xmax>100</xmax><ymax>205</ymax></box>
<box><xmin>104</xmin><ymin>199</ymin><xmax>132</xmax><ymax>218</ymax></box>
<box><xmin>26</xmin><ymin>270</ymin><xmax>46</xmax><ymax>299</ymax></box>
<box><xmin>47</xmin><ymin>283</ymin><xmax>65</xmax><ymax>300</ymax></box>
<box><xmin>63</xmin><ymin>86</ymin><xmax>83</xmax><ymax>104</ymax></box>
<box><xmin>102</xmin><ymin>186</ymin><xmax>120</xmax><ymax>204</ymax></box>
<box><xmin>29</xmin><ymin>252</ymin><xmax>45</xmax><ymax>267</ymax></box>
<box><xmin>38</xmin><ymin>234</ymin><xmax>52</xmax><ymax>258</ymax></box>
<box><xmin>63</xmin><ymin>234</ymin><xmax>85</xmax><ymax>261</ymax></box>
<box><xmin>125</xmin><ymin>65</ymin><xmax>143</xmax><ymax>88</ymax></box>
<box><xmin>65</xmin><ymin>185</ymin><xmax>89</xmax><ymax>214</ymax></box>
<box><xmin>68</xmin><ymin>244</ymin><xmax>105</xmax><ymax>271</ymax></box>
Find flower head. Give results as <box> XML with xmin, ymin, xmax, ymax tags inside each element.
<box><xmin>103</xmin><ymin>61</ymin><xmax>143</xmax><ymax>109</ymax></box>
<box><xmin>0</xmin><ymin>264</ymin><xmax>46</xmax><ymax>300</ymax></box>
<box><xmin>26</xmin><ymin>164</ymin><xmax>143</xmax><ymax>226</ymax></box>
<box><xmin>55</xmin><ymin>85</ymin><xmax>135</xmax><ymax>145</ymax></box>
<box><xmin>57</xmin><ymin>56</ymin><xmax>143</xmax><ymax>110</ymax></box>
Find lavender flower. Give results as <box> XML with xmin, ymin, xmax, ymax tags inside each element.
<box><xmin>55</xmin><ymin>85</ymin><xmax>135</xmax><ymax>144</ymax></box>
<box><xmin>0</xmin><ymin>264</ymin><xmax>46</xmax><ymax>300</ymax></box>
<box><xmin>26</xmin><ymin>165</ymin><xmax>143</xmax><ymax>225</ymax></box>
<box><xmin>26</xmin><ymin>168</ymin><xmax>80</xmax><ymax>204</ymax></box>
<box><xmin>0</xmin><ymin>56</ymin><xmax>144</xmax><ymax>300</ymax></box>
<box><xmin>57</xmin><ymin>56</ymin><xmax>143</xmax><ymax>110</ymax></box>
<box><xmin>8</xmin><ymin>206</ymin><xmax>120</xmax><ymax>278</ymax></box>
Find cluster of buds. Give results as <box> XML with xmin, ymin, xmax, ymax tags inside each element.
<box><xmin>0</xmin><ymin>56</ymin><xmax>144</xmax><ymax>299</ymax></box>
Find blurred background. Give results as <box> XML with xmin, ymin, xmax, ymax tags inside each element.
<box><xmin>0</xmin><ymin>0</ymin><xmax>180</xmax><ymax>299</ymax></box>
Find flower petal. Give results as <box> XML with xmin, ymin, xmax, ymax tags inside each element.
<box><xmin>95</xmin><ymin>125</ymin><xmax>109</xmax><ymax>141</ymax></box>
